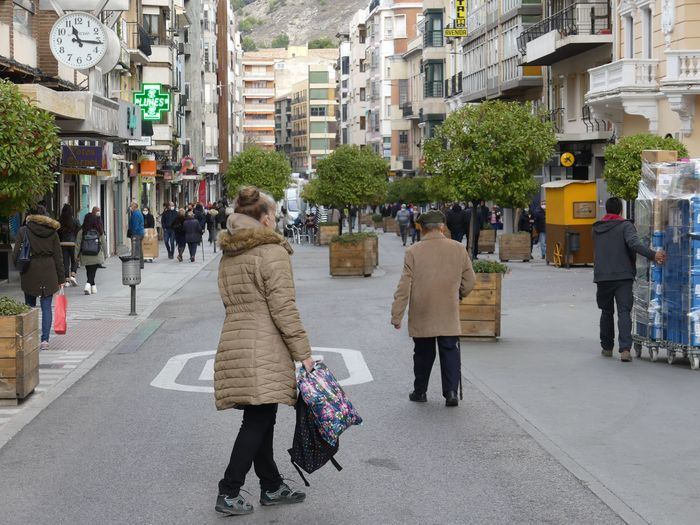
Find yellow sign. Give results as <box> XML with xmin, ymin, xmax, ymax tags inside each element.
<box><xmin>561</xmin><ymin>152</ymin><xmax>575</xmax><ymax>167</ymax></box>
<box><xmin>445</xmin><ymin>28</ymin><xmax>468</xmax><ymax>37</ymax></box>
<box><xmin>455</xmin><ymin>0</ymin><xmax>466</xmax><ymax>27</ymax></box>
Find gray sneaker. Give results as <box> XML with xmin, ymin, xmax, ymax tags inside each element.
<box><xmin>215</xmin><ymin>493</ymin><xmax>254</xmax><ymax>516</ymax></box>
<box><xmin>260</xmin><ymin>482</ymin><xmax>306</xmax><ymax>506</ymax></box>
<box><xmin>601</xmin><ymin>348</ymin><xmax>613</xmax><ymax>357</ymax></box>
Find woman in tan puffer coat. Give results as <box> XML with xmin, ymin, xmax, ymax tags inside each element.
<box><xmin>214</xmin><ymin>186</ymin><xmax>314</xmax><ymax>517</ymax></box>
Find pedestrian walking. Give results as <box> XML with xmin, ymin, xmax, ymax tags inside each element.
<box><xmin>128</xmin><ymin>201</ymin><xmax>145</xmax><ymax>269</ymax></box>
<box><xmin>76</xmin><ymin>212</ymin><xmax>107</xmax><ymax>295</ymax></box>
<box><xmin>445</xmin><ymin>203</ymin><xmax>469</xmax><ymax>244</ymax></box>
<box><xmin>58</xmin><ymin>204</ymin><xmax>80</xmax><ymax>287</ymax></box>
<box><xmin>391</xmin><ymin>210</ymin><xmax>476</xmax><ymax>406</ymax></box>
<box><xmin>518</xmin><ymin>207</ymin><xmax>535</xmax><ymax>251</ymax></box>
<box><xmin>593</xmin><ymin>197</ymin><xmax>665</xmax><ymax>362</ymax></box>
<box><xmin>534</xmin><ymin>203</ymin><xmax>547</xmax><ymax>259</ymax></box>
<box><xmin>411</xmin><ymin>210</ymin><xmax>422</xmax><ymax>244</ymax></box>
<box><xmin>143</xmin><ymin>206</ymin><xmax>155</xmax><ymax>229</ymax></box>
<box><xmin>183</xmin><ymin>211</ymin><xmax>203</xmax><ymax>262</ymax></box>
<box><xmin>172</xmin><ymin>209</ymin><xmax>187</xmax><ymax>262</ymax></box>
<box><xmin>12</xmin><ymin>206</ymin><xmax>64</xmax><ymax>350</ymax></box>
<box><xmin>396</xmin><ymin>204</ymin><xmax>411</xmax><ymax>246</ymax></box>
<box><xmin>161</xmin><ymin>201</ymin><xmax>178</xmax><ymax>259</ymax></box>
<box><xmin>489</xmin><ymin>206</ymin><xmax>502</xmax><ymax>231</ymax></box>
<box><xmin>214</xmin><ymin>186</ymin><xmax>314</xmax><ymax>516</ymax></box>
<box><xmin>206</xmin><ymin>206</ymin><xmax>219</xmax><ymax>244</ymax></box>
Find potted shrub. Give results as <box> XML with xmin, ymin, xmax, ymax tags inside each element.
<box><xmin>313</xmin><ymin>146</ymin><xmax>388</xmax><ymax>274</ymax></box>
<box><xmin>329</xmin><ymin>232</ymin><xmax>377</xmax><ymax>277</ymax></box>
<box><xmin>0</xmin><ymin>297</ymin><xmax>40</xmax><ymax>401</ymax></box>
<box><xmin>460</xmin><ymin>261</ymin><xmax>507</xmax><ymax>339</ymax></box>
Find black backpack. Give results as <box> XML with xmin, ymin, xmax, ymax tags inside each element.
<box><xmin>17</xmin><ymin>229</ymin><xmax>31</xmax><ymax>274</ymax></box>
<box><xmin>288</xmin><ymin>396</ymin><xmax>342</xmax><ymax>487</ymax></box>
<box><xmin>81</xmin><ymin>229</ymin><xmax>100</xmax><ymax>256</ymax></box>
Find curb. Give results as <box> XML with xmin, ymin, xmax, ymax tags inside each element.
<box><xmin>0</xmin><ymin>253</ymin><xmax>221</xmax><ymax>451</ymax></box>
<box><xmin>461</xmin><ymin>365</ymin><xmax>649</xmax><ymax>525</ymax></box>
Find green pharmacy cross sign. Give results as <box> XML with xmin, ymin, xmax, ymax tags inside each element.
<box><xmin>133</xmin><ymin>84</ymin><xmax>170</xmax><ymax>121</ymax></box>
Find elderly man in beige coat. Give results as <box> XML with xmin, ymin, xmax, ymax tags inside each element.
<box><xmin>391</xmin><ymin>210</ymin><xmax>476</xmax><ymax>407</ymax></box>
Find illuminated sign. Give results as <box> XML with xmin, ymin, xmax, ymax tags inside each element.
<box><xmin>133</xmin><ymin>84</ymin><xmax>170</xmax><ymax>121</ymax></box>
<box><xmin>455</xmin><ymin>0</ymin><xmax>466</xmax><ymax>28</ymax></box>
<box><xmin>560</xmin><ymin>152</ymin><xmax>575</xmax><ymax>167</ymax></box>
<box><xmin>445</xmin><ymin>28</ymin><xmax>468</xmax><ymax>37</ymax></box>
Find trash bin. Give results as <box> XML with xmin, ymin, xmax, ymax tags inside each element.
<box><xmin>120</xmin><ymin>255</ymin><xmax>141</xmax><ymax>286</ymax></box>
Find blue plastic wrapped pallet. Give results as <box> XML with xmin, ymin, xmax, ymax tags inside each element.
<box><xmin>633</xmin><ymin>154</ymin><xmax>700</xmax><ymax>367</ymax></box>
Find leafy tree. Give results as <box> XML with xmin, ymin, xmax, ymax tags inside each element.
<box><xmin>226</xmin><ymin>146</ymin><xmax>291</xmax><ymax>201</ymax></box>
<box><xmin>270</xmin><ymin>33</ymin><xmax>290</xmax><ymax>49</ymax></box>
<box><xmin>308</xmin><ymin>37</ymin><xmax>336</xmax><ymax>49</ymax></box>
<box><xmin>604</xmin><ymin>133</ymin><xmax>688</xmax><ymax>201</ymax></box>
<box><xmin>424</xmin><ymin>174</ymin><xmax>459</xmax><ymax>204</ymax></box>
<box><xmin>314</xmin><ymin>145</ymin><xmax>388</xmax><ymax>233</ymax></box>
<box><xmin>0</xmin><ymin>79</ymin><xmax>60</xmax><ymax>218</ymax></box>
<box><xmin>424</xmin><ymin>100</ymin><xmax>556</xmax><ymax>238</ymax></box>
<box><xmin>387</xmin><ymin>177</ymin><xmax>429</xmax><ymax>204</ymax></box>
<box><xmin>241</xmin><ymin>36</ymin><xmax>257</xmax><ymax>51</ymax></box>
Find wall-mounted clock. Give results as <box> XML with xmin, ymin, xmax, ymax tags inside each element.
<box><xmin>49</xmin><ymin>12</ymin><xmax>107</xmax><ymax>70</ymax></box>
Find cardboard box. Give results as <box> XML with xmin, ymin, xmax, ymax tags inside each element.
<box><xmin>642</xmin><ymin>150</ymin><xmax>678</xmax><ymax>163</ymax></box>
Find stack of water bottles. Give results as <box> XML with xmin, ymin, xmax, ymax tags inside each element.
<box><xmin>632</xmin><ymin>152</ymin><xmax>700</xmax><ymax>369</ymax></box>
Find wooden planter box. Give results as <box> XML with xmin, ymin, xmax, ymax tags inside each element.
<box><xmin>383</xmin><ymin>217</ymin><xmax>398</xmax><ymax>233</ymax></box>
<box><xmin>499</xmin><ymin>232</ymin><xmax>532</xmax><ymax>262</ymax></box>
<box><xmin>318</xmin><ymin>224</ymin><xmax>339</xmax><ymax>246</ymax></box>
<box><xmin>329</xmin><ymin>237</ymin><xmax>375</xmax><ymax>277</ymax></box>
<box><xmin>468</xmin><ymin>228</ymin><xmax>496</xmax><ymax>254</ymax></box>
<box><xmin>360</xmin><ymin>214</ymin><xmax>373</xmax><ymax>227</ymax></box>
<box><xmin>369</xmin><ymin>235</ymin><xmax>379</xmax><ymax>267</ymax></box>
<box><xmin>0</xmin><ymin>308</ymin><xmax>40</xmax><ymax>401</ymax></box>
<box><xmin>460</xmin><ymin>273</ymin><xmax>502</xmax><ymax>339</ymax></box>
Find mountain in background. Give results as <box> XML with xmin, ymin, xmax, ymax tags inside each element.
<box><xmin>233</xmin><ymin>0</ymin><xmax>368</xmax><ymax>48</ymax></box>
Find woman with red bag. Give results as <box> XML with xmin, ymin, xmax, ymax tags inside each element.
<box><xmin>12</xmin><ymin>205</ymin><xmax>64</xmax><ymax>350</ymax></box>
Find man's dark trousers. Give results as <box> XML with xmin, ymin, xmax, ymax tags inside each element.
<box><xmin>596</xmin><ymin>279</ymin><xmax>634</xmax><ymax>352</ymax></box>
<box><xmin>413</xmin><ymin>336</ymin><xmax>461</xmax><ymax>396</ymax></box>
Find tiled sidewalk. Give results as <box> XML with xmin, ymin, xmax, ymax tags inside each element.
<box><xmin>0</xmin><ymin>245</ymin><xmax>220</xmax><ymax>438</ymax></box>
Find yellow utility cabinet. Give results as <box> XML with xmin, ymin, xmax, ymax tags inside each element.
<box><xmin>542</xmin><ymin>180</ymin><xmax>597</xmax><ymax>267</ymax></box>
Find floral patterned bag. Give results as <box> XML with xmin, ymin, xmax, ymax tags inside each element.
<box><xmin>297</xmin><ymin>362</ymin><xmax>362</xmax><ymax>447</ymax></box>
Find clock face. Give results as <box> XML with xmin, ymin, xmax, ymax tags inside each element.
<box><xmin>49</xmin><ymin>12</ymin><xmax>107</xmax><ymax>70</ymax></box>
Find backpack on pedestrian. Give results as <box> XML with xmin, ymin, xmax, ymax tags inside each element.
<box><xmin>80</xmin><ymin>229</ymin><xmax>101</xmax><ymax>256</ymax></box>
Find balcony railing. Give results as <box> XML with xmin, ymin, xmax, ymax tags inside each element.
<box><xmin>243</xmin><ymin>120</ymin><xmax>275</xmax><ymax>127</ymax></box>
<box><xmin>587</xmin><ymin>59</ymin><xmax>659</xmax><ymax>97</ymax></box>
<box><xmin>423</xmin><ymin>30</ymin><xmax>443</xmax><ymax>48</ymax></box>
<box><xmin>398</xmin><ymin>144</ymin><xmax>410</xmax><ymax>159</ymax></box>
<box><xmin>401</xmin><ymin>102</ymin><xmax>415</xmax><ymax>117</ymax></box>
<box><xmin>543</xmin><ymin>108</ymin><xmax>565</xmax><ymax>133</ymax></box>
<box><xmin>664</xmin><ymin>51</ymin><xmax>700</xmax><ymax>83</ymax></box>
<box><xmin>517</xmin><ymin>1</ymin><xmax>611</xmax><ymax>55</ymax></box>
<box><xmin>291</xmin><ymin>113</ymin><xmax>307</xmax><ymax>121</ymax></box>
<box><xmin>424</xmin><ymin>80</ymin><xmax>444</xmax><ymax>98</ymax></box>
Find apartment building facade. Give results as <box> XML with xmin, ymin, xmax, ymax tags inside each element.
<box><xmin>275</xmin><ymin>95</ymin><xmax>293</xmax><ymax>158</ymax></box>
<box><xmin>346</xmin><ymin>9</ymin><xmax>369</xmax><ymax>147</ymax></box>
<box><xmin>289</xmin><ymin>65</ymin><xmax>339</xmax><ymax>175</ymax></box>
<box><xmin>585</xmin><ymin>0</ymin><xmax>700</xmax><ymax>156</ymax></box>
<box><xmin>241</xmin><ymin>54</ymin><xmax>276</xmax><ymax>149</ymax></box>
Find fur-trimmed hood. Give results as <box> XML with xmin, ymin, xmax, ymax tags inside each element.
<box><xmin>218</xmin><ymin>213</ymin><xmax>292</xmax><ymax>257</ymax></box>
<box><xmin>26</xmin><ymin>214</ymin><xmax>60</xmax><ymax>237</ymax></box>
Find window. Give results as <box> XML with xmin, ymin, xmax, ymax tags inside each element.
<box><xmin>384</xmin><ymin>16</ymin><xmax>394</xmax><ymax>38</ymax></box>
<box><xmin>624</xmin><ymin>15</ymin><xmax>634</xmax><ymax>59</ymax></box>
<box><xmin>359</xmin><ymin>88</ymin><xmax>366</xmax><ymax>101</ymax></box>
<box><xmin>398</xmin><ymin>131</ymin><xmax>409</xmax><ymax>157</ymax></box>
<box><xmin>385</xmin><ymin>96</ymin><xmax>391</xmax><ymax>118</ymax></box>
<box><xmin>143</xmin><ymin>14</ymin><xmax>160</xmax><ymax>44</ymax></box>
<box><xmin>567</xmin><ymin>75</ymin><xmax>577</xmax><ymax>121</ymax></box>
<box><xmin>642</xmin><ymin>8</ymin><xmax>652</xmax><ymax>59</ymax></box>
<box><xmin>310</xmin><ymin>88</ymin><xmax>327</xmax><ymax>100</ymax></box>
<box><xmin>394</xmin><ymin>15</ymin><xmax>407</xmax><ymax>38</ymax></box>
<box><xmin>310</xmin><ymin>71</ymin><xmax>329</xmax><ymax>84</ymax></box>
<box><xmin>13</xmin><ymin>0</ymin><xmax>34</xmax><ymax>35</ymax></box>
<box><xmin>310</xmin><ymin>122</ymin><xmax>328</xmax><ymax>133</ymax></box>
<box><xmin>311</xmin><ymin>138</ymin><xmax>330</xmax><ymax>151</ymax></box>
<box><xmin>360</xmin><ymin>116</ymin><xmax>366</xmax><ymax>130</ymax></box>
<box><xmin>424</xmin><ymin>62</ymin><xmax>444</xmax><ymax>98</ymax></box>
<box><xmin>399</xmin><ymin>79</ymin><xmax>409</xmax><ymax>106</ymax></box>
<box><xmin>424</xmin><ymin>11</ymin><xmax>443</xmax><ymax>47</ymax></box>
<box><xmin>342</xmin><ymin>104</ymin><xmax>348</xmax><ymax>121</ymax></box>
<box><xmin>310</xmin><ymin>106</ymin><xmax>327</xmax><ymax>116</ymax></box>
<box><xmin>204</xmin><ymin>43</ymin><xmax>210</xmax><ymax>71</ymax></box>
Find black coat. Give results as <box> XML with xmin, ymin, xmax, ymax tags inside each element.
<box><xmin>144</xmin><ymin>213</ymin><xmax>155</xmax><ymax>229</ymax></box>
<box><xmin>184</xmin><ymin>217</ymin><xmax>203</xmax><ymax>243</ymax></box>
<box><xmin>446</xmin><ymin>206</ymin><xmax>469</xmax><ymax>236</ymax></box>
<box><xmin>518</xmin><ymin>211</ymin><xmax>535</xmax><ymax>232</ymax></box>
<box><xmin>172</xmin><ymin>216</ymin><xmax>186</xmax><ymax>243</ymax></box>
<box><xmin>161</xmin><ymin>209</ymin><xmax>178</xmax><ymax>229</ymax></box>
<box><xmin>592</xmin><ymin>219</ymin><xmax>656</xmax><ymax>283</ymax></box>
<box><xmin>534</xmin><ymin>208</ymin><xmax>546</xmax><ymax>233</ymax></box>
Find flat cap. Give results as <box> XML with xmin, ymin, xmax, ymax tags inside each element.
<box><xmin>418</xmin><ymin>210</ymin><xmax>445</xmax><ymax>225</ymax></box>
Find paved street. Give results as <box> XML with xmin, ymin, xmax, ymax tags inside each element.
<box><xmin>0</xmin><ymin>231</ymin><xmax>696</xmax><ymax>524</ymax></box>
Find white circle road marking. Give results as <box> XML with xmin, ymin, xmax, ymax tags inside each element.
<box><xmin>150</xmin><ymin>347</ymin><xmax>373</xmax><ymax>393</ymax></box>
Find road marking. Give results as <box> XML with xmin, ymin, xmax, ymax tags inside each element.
<box><xmin>151</xmin><ymin>347</ymin><xmax>372</xmax><ymax>393</ymax></box>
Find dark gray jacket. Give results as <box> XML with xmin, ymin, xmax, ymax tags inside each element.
<box><xmin>592</xmin><ymin>219</ymin><xmax>656</xmax><ymax>283</ymax></box>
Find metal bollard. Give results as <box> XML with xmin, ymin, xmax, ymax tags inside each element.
<box><xmin>120</xmin><ymin>255</ymin><xmax>141</xmax><ymax>316</ymax></box>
